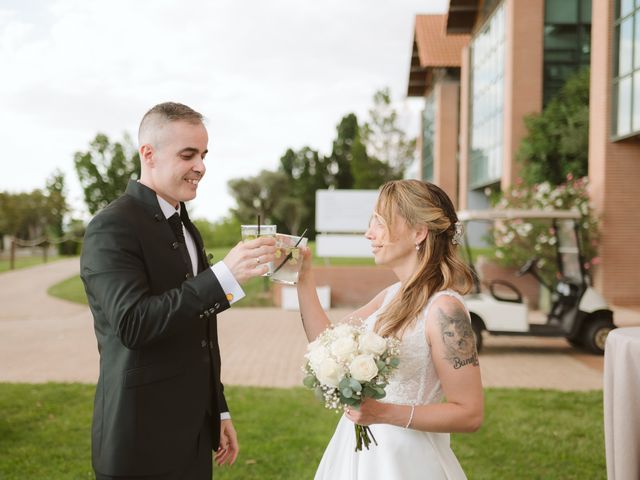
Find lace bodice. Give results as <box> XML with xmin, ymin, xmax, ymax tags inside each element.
<box><xmin>364</xmin><ymin>282</ymin><xmax>467</xmax><ymax>406</ymax></box>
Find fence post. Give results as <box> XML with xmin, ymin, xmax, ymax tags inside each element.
<box><xmin>10</xmin><ymin>238</ymin><xmax>16</xmax><ymax>270</ymax></box>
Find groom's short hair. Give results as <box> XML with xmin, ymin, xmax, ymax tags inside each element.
<box><xmin>138</xmin><ymin>102</ymin><xmax>204</xmax><ymax>147</ymax></box>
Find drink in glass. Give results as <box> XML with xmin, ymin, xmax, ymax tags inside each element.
<box><xmin>241</xmin><ymin>224</ymin><xmax>277</xmax><ymax>276</ymax></box>
<box><xmin>271</xmin><ymin>233</ymin><xmax>308</xmax><ymax>285</ymax></box>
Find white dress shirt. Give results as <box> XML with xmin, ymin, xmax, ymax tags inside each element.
<box><xmin>157</xmin><ymin>195</ymin><xmax>238</xmax><ymax>420</ymax></box>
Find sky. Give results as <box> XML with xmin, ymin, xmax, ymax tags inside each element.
<box><xmin>0</xmin><ymin>0</ymin><xmax>448</xmax><ymax>222</ymax></box>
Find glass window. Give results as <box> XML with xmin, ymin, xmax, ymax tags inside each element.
<box><xmin>580</xmin><ymin>0</ymin><xmax>592</xmax><ymax>22</ymax></box>
<box><xmin>617</xmin><ymin>76</ymin><xmax>632</xmax><ymax>136</ymax></box>
<box><xmin>621</xmin><ymin>0</ymin><xmax>635</xmax><ymax>17</ymax></box>
<box><xmin>421</xmin><ymin>93</ymin><xmax>435</xmax><ymax>182</ymax></box>
<box><xmin>546</xmin><ymin>0</ymin><xmax>578</xmax><ymax>23</ymax></box>
<box><xmin>634</xmin><ymin>71</ymin><xmax>640</xmax><ymax>131</ymax></box>
<box><xmin>613</xmin><ymin>1</ymin><xmax>640</xmax><ymax>137</ymax></box>
<box><xmin>619</xmin><ymin>17</ymin><xmax>634</xmax><ymax>76</ymax></box>
<box><xmin>544</xmin><ymin>0</ymin><xmax>591</xmax><ymax>105</ymax></box>
<box><xmin>635</xmin><ymin>13</ymin><xmax>640</xmax><ymax>69</ymax></box>
<box><xmin>469</xmin><ymin>2</ymin><xmax>505</xmax><ymax>189</ymax></box>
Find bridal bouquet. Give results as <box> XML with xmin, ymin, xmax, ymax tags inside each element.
<box><xmin>303</xmin><ymin>323</ymin><xmax>401</xmax><ymax>451</ymax></box>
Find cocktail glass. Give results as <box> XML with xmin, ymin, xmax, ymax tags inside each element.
<box><xmin>271</xmin><ymin>233</ymin><xmax>308</xmax><ymax>285</ymax></box>
<box><xmin>241</xmin><ymin>224</ymin><xmax>277</xmax><ymax>276</ymax></box>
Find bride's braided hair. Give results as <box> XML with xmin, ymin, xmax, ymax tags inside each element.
<box><xmin>373</xmin><ymin>180</ymin><xmax>474</xmax><ymax>338</ymax></box>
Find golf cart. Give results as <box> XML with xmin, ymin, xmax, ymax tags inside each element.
<box><xmin>458</xmin><ymin>209</ymin><xmax>616</xmax><ymax>355</ymax></box>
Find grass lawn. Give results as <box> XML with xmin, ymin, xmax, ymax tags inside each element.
<box><xmin>0</xmin><ymin>384</ymin><xmax>605</xmax><ymax>479</ymax></box>
<box><xmin>0</xmin><ymin>255</ymin><xmax>63</xmax><ymax>274</ymax></box>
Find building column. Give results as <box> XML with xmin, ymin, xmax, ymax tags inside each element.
<box><xmin>434</xmin><ymin>80</ymin><xmax>460</xmax><ymax>207</ymax></box>
<box><xmin>589</xmin><ymin>0</ymin><xmax>640</xmax><ymax>305</ymax></box>
<box><xmin>502</xmin><ymin>0</ymin><xmax>544</xmax><ymax>190</ymax></box>
<box><xmin>458</xmin><ymin>45</ymin><xmax>471</xmax><ymax>209</ymax></box>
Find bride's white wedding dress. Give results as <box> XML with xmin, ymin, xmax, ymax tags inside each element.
<box><xmin>314</xmin><ymin>282</ymin><xmax>468</xmax><ymax>480</ymax></box>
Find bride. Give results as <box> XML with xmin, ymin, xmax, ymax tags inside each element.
<box><xmin>296</xmin><ymin>179</ymin><xmax>483</xmax><ymax>479</ymax></box>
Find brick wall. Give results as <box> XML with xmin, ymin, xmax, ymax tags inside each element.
<box><xmin>589</xmin><ymin>0</ymin><xmax>640</xmax><ymax>305</ymax></box>
<box><xmin>272</xmin><ymin>266</ymin><xmax>397</xmax><ymax>308</ymax></box>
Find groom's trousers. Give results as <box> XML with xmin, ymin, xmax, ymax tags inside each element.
<box><xmin>94</xmin><ymin>413</ymin><xmax>214</xmax><ymax>480</ymax></box>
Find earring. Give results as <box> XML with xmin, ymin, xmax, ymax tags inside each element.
<box><xmin>415</xmin><ymin>243</ymin><xmax>420</xmax><ymax>251</ymax></box>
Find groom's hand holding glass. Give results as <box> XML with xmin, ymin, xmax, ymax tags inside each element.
<box><xmin>222</xmin><ymin>236</ymin><xmax>276</xmax><ymax>284</ymax></box>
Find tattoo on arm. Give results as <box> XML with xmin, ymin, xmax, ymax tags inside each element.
<box><xmin>437</xmin><ymin>306</ymin><xmax>479</xmax><ymax>369</ymax></box>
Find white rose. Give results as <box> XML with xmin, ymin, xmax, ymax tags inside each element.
<box><xmin>333</xmin><ymin>323</ymin><xmax>354</xmax><ymax>338</ymax></box>
<box><xmin>359</xmin><ymin>332</ymin><xmax>387</xmax><ymax>356</ymax></box>
<box><xmin>349</xmin><ymin>354</ymin><xmax>378</xmax><ymax>383</ymax></box>
<box><xmin>316</xmin><ymin>358</ymin><xmax>345</xmax><ymax>387</ymax></box>
<box><xmin>330</xmin><ymin>336</ymin><xmax>358</xmax><ymax>361</ymax></box>
<box><xmin>306</xmin><ymin>343</ymin><xmax>330</xmax><ymax>373</ymax></box>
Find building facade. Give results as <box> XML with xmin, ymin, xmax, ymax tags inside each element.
<box><xmin>408</xmin><ymin>0</ymin><xmax>640</xmax><ymax>305</ymax></box>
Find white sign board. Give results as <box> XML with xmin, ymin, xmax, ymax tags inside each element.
<box><xmin>315</xmin><ymin>190</ymin><xmax>379</xmax><ymax>233</ymax></box>
<box><xmin>315</xmin><ymin>234</ymin><xmax>372</xmax><ymax>258</ymax></box>
<box><xmin>281</xmin><ymin>286</ymin><xmax>331</xmax><ymax>310</ymax></box>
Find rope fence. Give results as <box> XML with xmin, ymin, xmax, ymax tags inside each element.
<box><xmin>3</xmin><ymin>234</ymin><xmax>83</xmax><ymax>270</ymax></box>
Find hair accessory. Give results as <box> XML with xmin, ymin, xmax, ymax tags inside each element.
<box><xmin>452</xmin><ymin>221</ymin><xmax>464</xmax><ymax>245</ymax></box>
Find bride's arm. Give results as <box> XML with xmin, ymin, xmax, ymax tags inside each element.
<box><xmin>347</xmin><ymin>295</ymin><xmax>483</xmax><ymax>433</ymax></box>
<box><xmin>296</xmin><ymin>246</ymin><xmax>389</xmax><ymax>342</ymax></box>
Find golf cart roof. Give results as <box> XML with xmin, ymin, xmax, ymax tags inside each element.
<box><xmin>457</xmin><ymin>209</ymin><xmax>582</xmax><ymax>221</ymax></box>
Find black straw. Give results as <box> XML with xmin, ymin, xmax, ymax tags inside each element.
<box><xmin>272</xmin><ymin>228</ymin><xmax>308</xmax><ymax>275</ymax></box>
<box><xmin>257</xmin><ymin>215</ymin><xmax>261</xmax><ymax>236</ymax></box>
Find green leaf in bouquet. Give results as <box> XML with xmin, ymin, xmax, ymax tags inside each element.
<box><xmin>363</xmin><ymin>386</ymin><xmax>377</xmax><ymax>398</ymax></box>
<box><xmin>314</xmin><ymin>386</ymin><xmax>325</xmax><ymax>402</ymax></box>
<box><xmin>338</xmin><ymin>378</ymin><xmax>352</xmax><ymax>391</ymax></box>
<box><xmin>376</xmin><ymin>360</ymin><xmax>386</xmax><ymax>371</ymax></box>
<box><xmin>341</xmin><ymin>387</ymin><xmax>353</xmax><ymax>399</ymax></box>
<box><xmin>372</xmin><ymin>386</ymin><xmax>386</xmax><ymax>399</ymax></box>
<box><xmin>389</xmin><ymin>357</ymin><xmax>400</xmax><ymax>368</ymax></box>
<box><xmin>342</xmin><ymin>396</ymin><xmax>359</xmax><ymax>406</ymax></box>
<box><xmin>303</xmin><ymin>375</ymin><xmax>318</xmax><ymax>388</ymax></box>
<box><xmin>348</xmin><ymin>378</ymin><xmax>362</xmax><ymax>392</ymax></box>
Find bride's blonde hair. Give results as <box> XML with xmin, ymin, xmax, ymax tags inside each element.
<box><xmin>373</xmin><ymin>180</ymin><xmax>474</xmax><ymax>338</ymax></box>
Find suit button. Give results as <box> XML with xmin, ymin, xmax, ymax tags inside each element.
<box><xmin>204</xmin><ymin>310</ymin><xmax>211</xmax><ymax>318</ymax></box>
<box><xmin>185</xmin><ymin>273</ymin><xmax>193</xmax><ymax>279</ymax></box>
<box><xmin>201</xmin><ymin>340</ymin><xmax>207</xmax><ymax>348</ymax></box>
<box><xmin>154</xmin><ymin>214</ymin><xmax>162</xmax><ymax>221</ymax></box>
<box><xmin>171</xmin><ymin>242</ymin><xmax>179</xmax><ymax>250</ymax></box>
<box><xmin>199</xmin><ymin>314</ymin><xmax>204</xmax><ymax>319</ymax></box>
<box><xmin>214</xmin><ymin>303</ymin><xmax>220</xmax><ymax>310</ymax></box>
<box><xmin>208</xmin><ymin>308</ymin><xmax>215</xmax><ymax>314</ymax></box>
<box><xmin>209</xmin><ymin>340</ymin><xmax>214</xmax><ymax>349</ymax></box>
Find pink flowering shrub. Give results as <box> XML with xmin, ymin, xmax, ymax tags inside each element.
<box><xmin>489</xmin><ymin>175</ymin><xmax>600</xmax><ymax>286</ymax></box>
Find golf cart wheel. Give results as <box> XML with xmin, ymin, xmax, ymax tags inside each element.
<box><xmin>471</xmin><ymin>314</ymin><xmax>484</xmax><ymax>353</ymax></box>
<box><xmin>581</xmin><ymin>319</ymin><xmax>614</xmax><ymax>355</ymax></box>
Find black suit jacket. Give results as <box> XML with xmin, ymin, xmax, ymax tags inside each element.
<box><xmin>81</xmin><ymin>180</ymin><xmax>230</xmax><ymax>477</ymax></box>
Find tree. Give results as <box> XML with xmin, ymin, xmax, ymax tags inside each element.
<box><xmin>228</xmin><ymin>169</ymin><xmax>290</xmax><ymax>225</ymax></box>
<box><xmin>517</xmin><ymin>68</ymin><xmax>590</xmax><ymax>186</ymax></box>
<box><xmin>0</xmin><ymin>170</ymin><xmax>68</xmax><ymax>241</ymax></box>
<box><xmin>193</xmin><ymin>216</ymin><xmax>242</xmax><ymax>249</ymax></box>
<box><xmin>74</xmin><ymin>133</ymin><xmax>140</xmax><ymax>214</ymax></box>
<box><xmin>361</xmin><ymin>87</ymin><xmax>417</xmax><ymax>177</ymax></box>
<box><xmin>328</xmin><ymin>113</ymin><xmax>398</xmax><ymax>190</ymax></box>
<box><xmin>279</xmin><ymin>147</ymin><xmax>330</xmax><ymax>236</ymax></box>
<box><xmin>44</xmin><ymin>169</ymin><xmax>68</xmax><ymax>237</ymax></box>
<box><xmin>327</xmin><ymin>114</ymin><xmax>357</xmax><ymax>189</ymax></box>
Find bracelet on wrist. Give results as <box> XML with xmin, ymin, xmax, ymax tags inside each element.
<box><xmin>404</xmin><ymin>404</ymin><xmax>415</xmax><ymax>429</ymax></box>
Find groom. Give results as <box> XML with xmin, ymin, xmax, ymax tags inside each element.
<box><xmin>81</xmin><ymin>102</ymin><xmax>275</xmax><ymax>479</ymax></box>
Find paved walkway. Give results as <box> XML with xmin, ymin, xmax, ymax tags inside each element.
<box><xmin>1</xmin><ymin>258</ymin><xmax>639</xmax><ymax>390</ymax></box>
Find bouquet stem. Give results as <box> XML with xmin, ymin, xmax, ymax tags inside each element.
<box><xmin>354</xmin><ymin>424</ymin><xmax>378</xmax><ymax>452</ymax></box>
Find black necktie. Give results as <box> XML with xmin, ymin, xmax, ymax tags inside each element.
<box><xmin>168</xmin><ymin>213</ymin><xmax>186</xmax><ymax>244</ymax></box>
